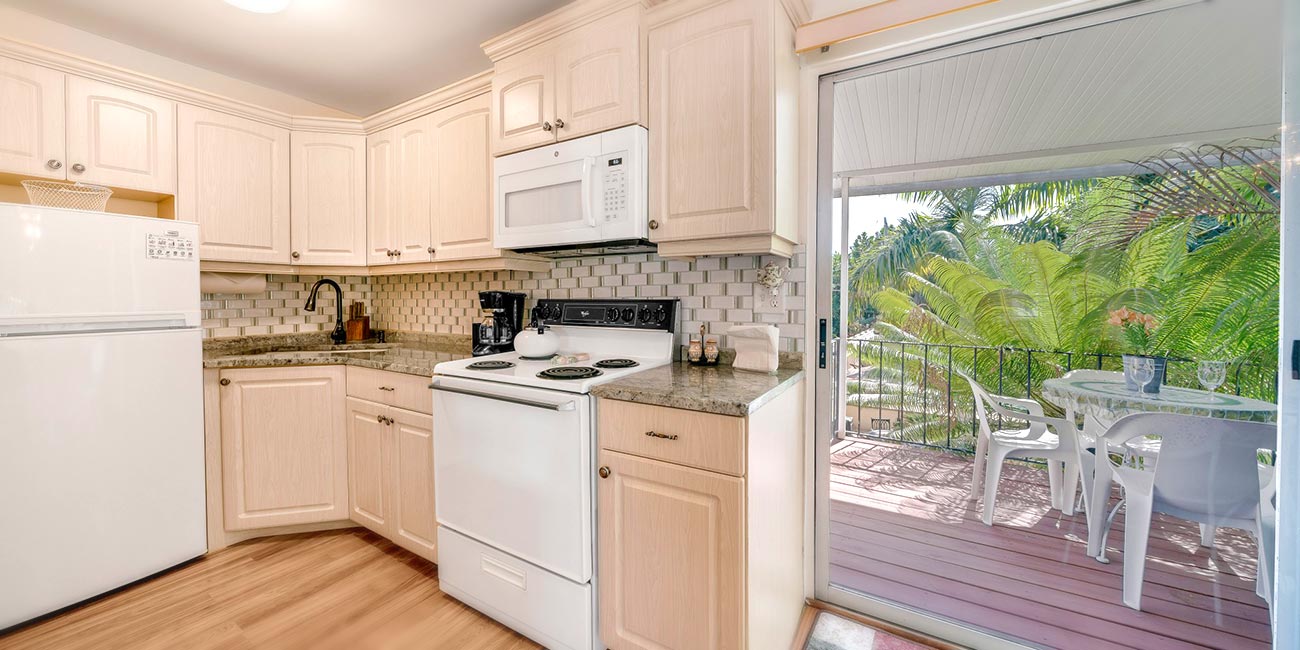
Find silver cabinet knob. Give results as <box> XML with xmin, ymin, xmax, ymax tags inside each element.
<box><xmin>219</xmin><ymin>378</ymin><xmax>230</xmax><ymax>386</ymax></box>
<box><xmin>387</xmin><ymin>249</ymin><xmax>394</xmax><ymax>257</ymax></box>
<box><xmin>427</xmin><ymin>246</ymin><xmax>435</xmax><ymax>255</ymax></box>
<box><xmin>554</xmin><ymin>118</ymin><xmax>565</xmax><ymax>129</ymax></box>
<box><xmin>291</xmin><ymin>251</ymin><xmax>300</xmax><ymax>260</ymax></box>
<box><xmin>649</xmin><ymin>220</ymin><xmax>659</xmax><ymax>230</ymax></box>
<box><xmin>46</xmin><ymin>159</ymin><xmax>62</xmax><ymax>170</ymax></box>
<box><xmin>394</xmin><ymin>250</ymin><xmax>401</xmax><ymax>257</ymax></box>
<box><xmin>71</xmin><ymin>163</ymin><xmax>86</xmax><ymax>174</ymax></box>
<box><xmin>376</xmin><ymin>414</ymin><xmax>384</xmax><ymax>423</ymax></box>
<box><xmin>541</xmin><ymin>121</ymin><xmax>553</xmax><ymax>132</ymax></box>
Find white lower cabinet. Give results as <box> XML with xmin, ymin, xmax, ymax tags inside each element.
<box><xmin>210</xmin><ymin>366</ymin><xmax>436</xmax><ymax>563</ymax></box>
<box><xmin>345</xmin><ymin>370</ymin><xmax>438</xmax><ymax>563</ymax></box>
<box><xmin>218</xmin><ymin>366</ymin><xmax>348</xmax><ymax>531</ymax></box>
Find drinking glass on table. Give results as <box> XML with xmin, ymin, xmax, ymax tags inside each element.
<box><xmin>1198</xmin><ymin>360</ymin><xmax>1227</xmax><ymax>392</ymax></box>
<box><xmin>1131</xmin><ymin>357</ymin><xmax>1155</xmax><ymax>394</ymax></box>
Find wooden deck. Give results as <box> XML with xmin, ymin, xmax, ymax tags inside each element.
<box><xmin>829</xmin><ymin>438</ymin><xmax>1270</xmax><ymax>650</ymax></box>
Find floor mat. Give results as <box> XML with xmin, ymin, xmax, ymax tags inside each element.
<box><xmin>805</xmin><ymin>611</ymin><xmax>938</xmax><ymax>650</ymax></box>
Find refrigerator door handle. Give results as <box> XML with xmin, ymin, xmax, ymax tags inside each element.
<box><xmin>0</xmin><ymin>314</ymin><xmax>193</xmax><ymax>337</ymax></box>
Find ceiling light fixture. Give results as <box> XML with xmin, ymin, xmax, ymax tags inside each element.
<box><xmin>223</xmin><ymin>0</ymin><xmax>293</xmax><ymax>13</ymax></box>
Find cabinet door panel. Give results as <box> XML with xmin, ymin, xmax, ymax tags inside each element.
<box><xmin>219</xmin><ymin>367</ymin><xmax>347</xmax><ymax>531</ymax></box>
<box><xmin>491</xmin><ymin>53</ymin><xmax>556</xmax><ymax>155</ymax></box>
<box><xmin>554</xmin><ymin>6</ymin><xmax>640</xmax><ymax>141</ymax></box>
<box><xmin>394</xmin><ymin>116</ymin><xmax>433</xmax><ymax>263</ymax></box>
<box><xmin>291</xmin><ymin>132</ymin><xmax>366</xmax><ymax>265</ymax></box>
<box><xmin>430</xmin><ymin>93</ymin><xmax>497</xmax><ymax>261</ymax></box>
<box><xmin>179</xmin><ymin>104</ymin><xmax>290</xmax><ymax>263</ymax></box>
<box><xmin>391</xmin><ymin>408</ymin><xmax>437</xmax><ymax>562</ymax></box>
<box><xmin>66</xmin><ymin>76</ymin><xmax>175</xmax><ymax>194</ymax></box>
<box><xmin>366</xmin><ymin>128</ymin><xmax>397</xmax><ymax>264</ymax></box>
<box><xmin>598</xmin><ymin>450</ymin><xmax>744</xmax><ymax>650</ymax></box>
<box><xmin>346</xmin><ymin>397</ymin><xmax>392</xmax><ymax>535</ymax></box>
<box><xmin>0</xmin><ymin>58</ymin><xmax>65</xmax><ymax>179</ymax></box>
<box><xmin>648</xmin><ymin>0</ymin><xmax>771</xmax><ymax>241</ymax></box>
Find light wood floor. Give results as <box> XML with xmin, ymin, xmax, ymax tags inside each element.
<box><xmin>830</xmin><ymin>439</ymin><xmax>1270</xmax><ymax>650</ymax></box>
<box><xmin>0</xmin><ymin>529</ymin><xmax>541</xmax><ymax>650</ymax></box>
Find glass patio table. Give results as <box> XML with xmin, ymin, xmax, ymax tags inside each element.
<box><xmin>1041</xmin><ymin>371</ymin><xmax>1278</xmax><ymax>424</ymax></box>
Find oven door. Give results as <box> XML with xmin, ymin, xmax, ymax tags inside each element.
<box><xmin>431</xmin><ymin>376</ymin><xmax>593</xmax><ymax>583</ymax></box>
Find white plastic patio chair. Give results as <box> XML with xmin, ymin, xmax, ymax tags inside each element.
<box><xmin>961</xmin><ymin>373</ymin><xmax>1079</xmax><ymax>525</ymax></box>
<box><xmin>1256</xmin><ymin>457</ymin><xmax>1277</xmax><ymax>610</ymax></box>
<box><xmin>1096</xmin><ymin>413</ymin><xmax>1276</xmax><ymax>610</ymax></box>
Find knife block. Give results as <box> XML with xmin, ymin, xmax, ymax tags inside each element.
<box><xmin>346</xmin><ymin>317</ymin><xmax>370</xmax><ymax>342</ymax></box>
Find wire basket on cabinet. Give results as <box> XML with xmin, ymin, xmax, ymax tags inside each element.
<box><xmin>21</xmin><ymin>180</ymin><xmax>113</xmax><ymax>212</ymax></box>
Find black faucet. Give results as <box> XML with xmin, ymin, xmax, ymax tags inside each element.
<box><xmin>304</xmin><ymin>278</ymin><xmax>347</xmax><ymax>345</ymax></box>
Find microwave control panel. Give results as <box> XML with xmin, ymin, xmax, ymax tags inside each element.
<box><xmin>601</xmin><ymin>155</ymin><xmax>627</xmax><ymax>222</ymax></box>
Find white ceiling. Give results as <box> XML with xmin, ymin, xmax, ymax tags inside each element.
<box><xmin>0</xmin><ymin>0</ymin><xmax>569</xmax><ymax>116</ymax></box>
<box><xmin>832</xmin><ymin>0</ymin><xmax>1282</xmax><ymax>194</ymax></box>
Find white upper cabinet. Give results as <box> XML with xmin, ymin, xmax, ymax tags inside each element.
<box><xmin>178</xmin><ymin>104</ymin><xmax>291</xmax><ymax>264</ymax></box>
<box><xmin>66</xmin><ymin>76</ymin><xmax>176</xmax><ymax>194</ymax></box>
<box><xmin>553</xmin><ymin>6</ymin><xmax>641</xmax><ymax>142</ymax></box>
<box><xmin>393</xmin><ymin>116</ymin><xmax>433</xmax><ymax>263</ymax></box>
<box><xmin>646</xmin><ymin>0</ymin><xmax>799</xmax><ymax>258</ymax></box>
<box><xmin>366</xmin><ymin>127</ymin><xmax>397</xmax><ymax>265</ymax></box>
<box><xmin>490</xmin><ymin>53</ymin><xmax>557</xmax><ymax>156</ymax></box>
<box><xmin>368</xmin><ymin>115</ymin><xmax>436</xmax><ymax>265</ymax></box>
<box><xmin>0</xmin><ymin>58</ymin><xmax>65</xmax><ymax>179</ymax></box>
<box><xmin>429</xmin><ymin>93</ymin><xmax>497</xmax><ymax>261</ymax></box>
<box><xmin>489</xmin><ymin>5</ymin><xmax>642</xmax><ymax>156</ymax></box>
<box><xmin>290</xmin><ymin>131</ymin><xmax>367</xmax><ymax>266</ymax></box>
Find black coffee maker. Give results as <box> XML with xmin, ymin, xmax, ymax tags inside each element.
<box><xmin>472</xmin><ymin>291</ymin><xmax>527</xmax><ymax>356</ymax></box>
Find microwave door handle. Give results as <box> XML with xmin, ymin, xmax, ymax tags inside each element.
<box><xmin>582</xmin><ymin>157</ymin><xmax>597</xmax><ymax>227</ymax></box>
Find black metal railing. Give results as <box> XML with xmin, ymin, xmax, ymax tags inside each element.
<box><xmin>835</xmin><ymin>338</ymin><xmax>1278</xmax><ymax>455</ymax></box>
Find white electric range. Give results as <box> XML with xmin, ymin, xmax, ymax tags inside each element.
<box><xmin>430</xmin><ymin>298</ymin><xmax>678</xmax><ymax>650</ymax></box>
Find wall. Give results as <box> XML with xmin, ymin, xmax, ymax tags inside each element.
<box><xmin>202</xmin><ymin>250</ymin><xmax>807</xmax><ymax>352</ymax></box>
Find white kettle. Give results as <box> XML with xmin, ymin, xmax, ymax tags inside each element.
<box><xmin>514</xmin><ymin>309</ymin><xmax>559</xmax><ymax>359</ymax></box>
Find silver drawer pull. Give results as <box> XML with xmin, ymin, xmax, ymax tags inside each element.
<box><xmin>378</xmin><ymin>386</ymin><xmax>395</xmax><ymax>391</ymax></box>
<box><xmin>429</xmin><ymin>380</ymin><xmax>575</xmax><ymax>411</ymax></box>
<box><xmin>645</xmin><ymin>431</ymin><xmax>678</xmax><ymax>441</ymax></box>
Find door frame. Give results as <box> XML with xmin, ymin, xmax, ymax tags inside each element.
<box><xmin>798</xmin><ymin>0</ymin><xmax>1293</xmax><ymax>647</ymax></box>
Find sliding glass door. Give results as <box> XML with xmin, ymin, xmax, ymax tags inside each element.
<box><xmin>812</xmin><ymin>1</ymin><xmax>1286</xmax><ymax>647</ymax></box>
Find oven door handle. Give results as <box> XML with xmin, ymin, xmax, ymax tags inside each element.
<box><xmin>429</xmin><ymin>381</ymin><xmax>577</xmax><ymax>411</ymax></box>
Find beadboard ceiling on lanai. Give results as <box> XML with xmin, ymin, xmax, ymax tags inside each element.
<box><xmin>0</xmin><ymin>0</ymin><xmax>569</xmax><ymax>116</ymax></box>
<box><xmin>832</xmin><ymin>0</ymin><xmax>1282</xmax><ymax>195</ymax></box>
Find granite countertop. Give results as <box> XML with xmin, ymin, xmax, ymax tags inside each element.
<box><xmin>590</xmin><ymin>362</ymin><xmax>804</xmax><ymax>417</ymax></box>
<box><xmin>202</xmin><ymin>332</ymin><xmax>470</xmax><ymax>377</ymax></box>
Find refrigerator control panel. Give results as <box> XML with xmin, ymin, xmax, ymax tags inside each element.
<box><xmin>146</xmin><ymin>232</ymin><xmax>195</xmax><ymax>261</ymax></box>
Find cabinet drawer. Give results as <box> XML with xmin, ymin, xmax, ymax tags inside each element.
<box><xmin>346</xmin><ymin>366</ymin><xmax>431</xmax><ymax>414</ymax></box>
<box><xmin>598</xmin><ymin>399</ymin><xmax>746</xmax><ymax>477</ymax></box>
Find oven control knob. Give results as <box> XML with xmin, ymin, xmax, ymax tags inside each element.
<box><xmin>549</xmin><ymin>305</ymin><xmax>562</xmax><ymax>320</ymax></box>
<box><xmin>655</xmin><ymin>308</ymin><xmax>667</xmax><ymax>323</ymax></box>
<box><xmin>621</xmin><ymin>307</ymin><xmax>635</xmax><ymax>322</ymax></box>
<box><xmin>605</xmin><ymin>307</ymin><xmax>619</xmax><ymax>321</ymax></box>
<box><xmin>638</xmin><ymin>307</ymin><xmax>651</xmax><ymax>322</ymax></box>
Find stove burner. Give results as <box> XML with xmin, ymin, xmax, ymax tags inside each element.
<box><xmin>537</xmin><ymin>366</ymin><xmax>603</xmax><ymax>380</ymax></box>
<box><xmin>594</xmin><ymin>358</ymin><xmax>639</xmax><ymax>369</ymax></box>
<box><xmin>467</xmin><ymin>360</ymin><xmax>515</xmax><ymax>370</ymax></box>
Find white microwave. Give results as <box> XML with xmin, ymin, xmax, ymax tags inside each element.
<box><xmin>494</xmin><ymin>125</ymin><xmax>648</xmax><ymax>254</ymax></box>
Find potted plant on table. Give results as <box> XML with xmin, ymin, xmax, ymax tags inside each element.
<box><xmin>1108</xmin><ymin>307</ymin><xmax>1166</xmax><ymax>393</ymax></box>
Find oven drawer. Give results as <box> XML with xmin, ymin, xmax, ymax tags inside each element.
<box><xmin>598</xmin><ymin>399</ymin><xmax>746</xmax><ymax>477</ymax></box>
<box><xmin>346</xmin><ymin>366</ymin><xmax>430</xmax><ymax>414</ymax></box>
<box><xmin>438</xmin><ymin>527</ymin><xmax>593</xmax><ymax>650</ymax></box>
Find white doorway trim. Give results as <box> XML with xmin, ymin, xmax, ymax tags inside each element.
<box><xmin>798</xmin><ymin>0</ymin><xmax>1292</xmax><ymax>647</ymax></box>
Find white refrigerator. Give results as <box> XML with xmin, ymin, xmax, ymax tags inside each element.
<box><xmin>0</xmin><ymin>203</ymin><xmax>206</xmax><ymax>630</ymax></box>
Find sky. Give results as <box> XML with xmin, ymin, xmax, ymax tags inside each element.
<box><xmin>828</xmin><ymin>193</ymin><xmax>929</xmax><ymax>254</ymax></box>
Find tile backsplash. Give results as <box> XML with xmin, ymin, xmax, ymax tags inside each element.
<box><xmin>201</xmin><ymin>250</ymin><xmax>806</xmax><ymax>352</ymax></box>
<box><xmin>201</xmin><ymin>276</ymin><xmax>373</xmax><ymax>338</ymax></box>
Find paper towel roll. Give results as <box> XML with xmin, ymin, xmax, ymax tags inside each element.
<box><xmin>200</xmin><ymin>272</ymin><xmax>267</xmax><ymax>295</ymax></box>
<box><xmin>728</xmin><ymin>324</ymin><xmax>779</xmax><ymax>373</ymax></box>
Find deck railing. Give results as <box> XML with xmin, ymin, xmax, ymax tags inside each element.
<box><xmin>834</xmin><ymin>338</ymin><xmax>1279</xmax><ymax>455</ymax></box>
